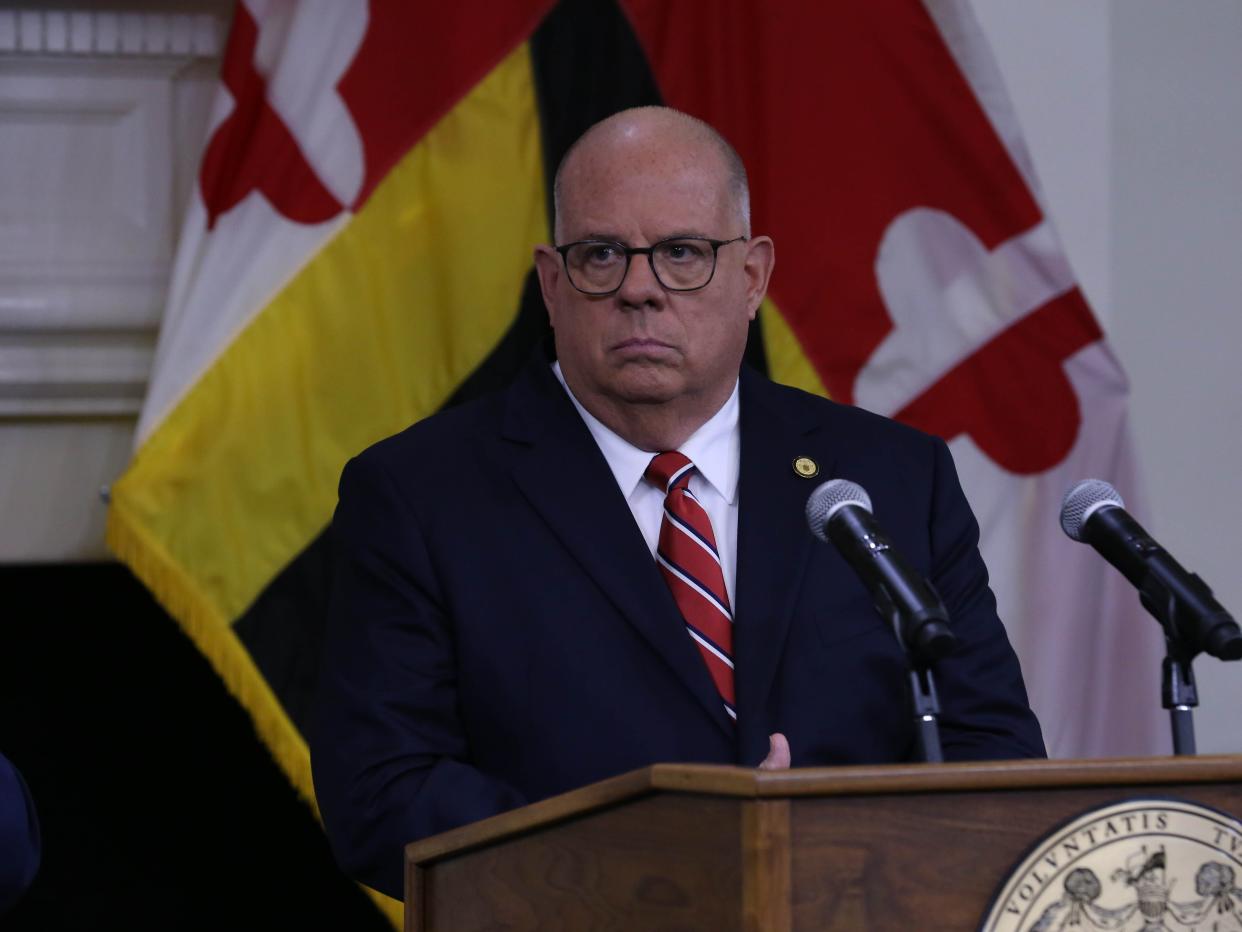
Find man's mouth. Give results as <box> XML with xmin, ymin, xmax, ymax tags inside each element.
<box><xmin>612</xmin><ymin>337</ymin><xmax>674</xmax><ymax>352</ymax></box>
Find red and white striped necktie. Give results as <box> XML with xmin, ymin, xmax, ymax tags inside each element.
<box><xmin>645</xmin><ymin>451</ymin><xmax>736</xmax><ymax>722</ymax></box>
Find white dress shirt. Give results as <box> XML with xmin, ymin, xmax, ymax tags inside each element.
<box><xmin>553</xmin><ymin>362</ymin><xmax>741</xmax><ymax>604</ymax></box>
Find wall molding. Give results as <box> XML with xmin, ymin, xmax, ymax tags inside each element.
<box><xmin>0</xmin><ymin>259</ymin><xmax>169</xmax><ymax>333</ymax></box>
<box><xmin>0</xmin><ymin>11</ymin><xmax>223</xmax><ymax>421</ymax></box>
<box><xmin>0</xmin><ymin>331</ymin><xmax>153</xmax><ymax>418</ymax></box>
<box><xmin>0</xmin><ymin>9</ymin><xmax>224</xmax><ymax>59</ymax></box>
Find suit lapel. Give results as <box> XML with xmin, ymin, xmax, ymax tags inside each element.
<box><xmin>502</xmin><ymin>359</ymin><xmax>735</xmax><ymax>737</ymax></box>
<box><xmin>733</xmin><ymin>369</ymin><xmax>834</xmax><ymax>763</ymax></box>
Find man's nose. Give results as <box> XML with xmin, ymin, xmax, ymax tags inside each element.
<box><xmin>615</xmin><ymin>254</ymin><xmax>665</xmax><ymax>307</ymax></box>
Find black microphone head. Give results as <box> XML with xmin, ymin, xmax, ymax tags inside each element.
<box><xmin>1060</xmin><ymin>479</ymin><xmax>1125</xmax><ymax>542</ymax></box>
<box><xmin>806</xmin><ymin>479</ymin><xmax>872</xmax><ymax>542</ymax></box>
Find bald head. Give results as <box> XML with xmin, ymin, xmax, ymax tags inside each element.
<box><xmin>552</xmin><ymin>107</ymin><xmax>751</xmax><ymax>242</ymax></box>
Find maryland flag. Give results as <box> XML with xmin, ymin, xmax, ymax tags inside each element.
<box><xmin>108</xmin><ymin>0</ymin><xmax>1165</xmax><ymax>915</ymax></box>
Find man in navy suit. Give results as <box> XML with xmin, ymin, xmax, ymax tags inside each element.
<box><xmin>311</xmin><ymin>107</ymin><xmax>1044</xmax><ymax>899</ymax></box>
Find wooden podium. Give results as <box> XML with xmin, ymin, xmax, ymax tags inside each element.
<box><xmin>405</xmin><ymin>756</ymin><xmax>1242</xmax><ymax>930</ymax></box>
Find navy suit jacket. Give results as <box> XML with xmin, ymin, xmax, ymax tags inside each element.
<box><xmin>0</xmin><ymin>752</ymin><xmax>40</xmax><ymax>914</ymax></box>
<box><xmin>311</xmin><ymin>355</ymin><xmax>1044</xmax><ymax>898</ymax></box>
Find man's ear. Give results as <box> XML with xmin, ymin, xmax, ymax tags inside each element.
<box><xmin>742</xmin><ymin>235</ymin><xmax>775</xmax><ymax>320</ymax></box>
<box><xmin>533</xmin><ymin>245</ymin><xmax>562</xmax><ymax>327</ymax></box>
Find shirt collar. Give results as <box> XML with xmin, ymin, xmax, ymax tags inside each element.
<box><xmin>553</xmin><ymin>362</ymin><xmax>740</xmax><ymax>504</ymax></box>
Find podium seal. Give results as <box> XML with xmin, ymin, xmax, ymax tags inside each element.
<box><xmin>979</xmin><ymin>799</ymin><xmax>1242</xmax><ymax>931</ymax></box>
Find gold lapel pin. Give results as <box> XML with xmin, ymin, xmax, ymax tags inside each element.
<box><xmin>793</xmin><ymin>456</ymin><xmax>819</xmax><ymax>479</ymax></box>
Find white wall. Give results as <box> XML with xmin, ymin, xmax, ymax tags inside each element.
<box><xmin>974</xmin><ymin>0</ymin><xmax>1242</xmax><ymax>753</ymax></box>
<box><xmin>0</xmin><ymin>6</ymin><xmax>223</xmax><ymax>561</ymax></box>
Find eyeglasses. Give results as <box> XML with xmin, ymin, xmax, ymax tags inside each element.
<box><xmin>554</xmin><ymin>236</ymin><xmax>747</xmax><ymax>295</ymax></box>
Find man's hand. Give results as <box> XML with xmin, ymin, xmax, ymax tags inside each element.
<box><xmin>758</xmin><ymin>732</ymin><xmax>790</xmax><ymax>770</ymax></box>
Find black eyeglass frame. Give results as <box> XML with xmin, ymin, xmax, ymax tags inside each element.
<box><xmin>553</xmin><ymin>235</ymin><xmax>748</xmax><ymax>296</ymax></box>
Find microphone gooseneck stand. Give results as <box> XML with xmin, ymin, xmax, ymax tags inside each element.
<box><xmin>909</xmin><ymin>667</ymin><xmax>945</xmax><ymax>765</ymax></box>
<box><xmin>874</xmin><ymin>589</ymin><xmax>956</xmax><ymax>764</ymax></box>
<box><xmin>1138</xmin><ymin>573</ymin><xmax>1242</xmax><ymax>756</ymax></box>
<box><xmin>1144</xmin><ymin>581</ymin><xmax>1204</xmax><ymax>756</ymax></box>
<box><xmin>1162</xmin><ymin>650</ymin><xmax>1198</xmax><ymax>757</ymax></box>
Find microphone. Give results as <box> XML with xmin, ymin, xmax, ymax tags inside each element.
<box><xmin>1060</xmin><ymin>479</ymin><xmax>1242</xmax><ymax>661</ymax></box>
<box><xmin>805</xmin><ymin>479</ymin><xmax>956</xmax><ymax>664</ymax></box>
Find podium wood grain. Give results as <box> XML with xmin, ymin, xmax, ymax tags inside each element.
<box><xmin>405</xmin><ymin>756</ymin><xmax>1242</xmax><ymax>931</ymax></box>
